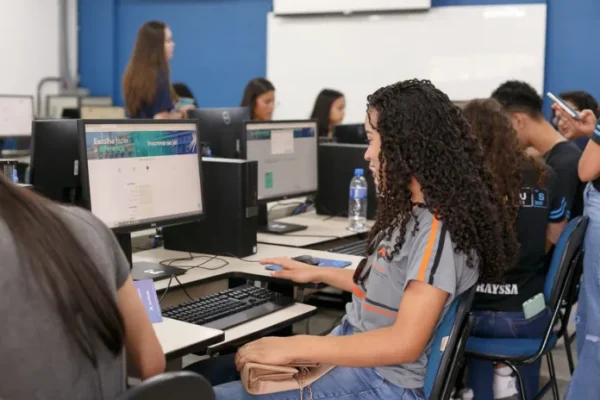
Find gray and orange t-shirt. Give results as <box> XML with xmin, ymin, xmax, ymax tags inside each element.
<box><xmin>345</xmin><ymin>207</ymin><xmax>479</xmax><ymax>389</ymax></box>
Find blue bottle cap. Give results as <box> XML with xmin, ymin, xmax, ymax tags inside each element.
<box><xmin>354</xmin><ymin>168</ymin><xmax>364</xmax><ymax>176</ymax></box>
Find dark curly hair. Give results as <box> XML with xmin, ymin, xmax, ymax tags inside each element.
<box><xmin>463</xmin><ymin>98</ymin><xmax>546</xmax><ymax>222</ymax></box>
<box><xmin>366</xmin><ymin>80</ymin><xmax>516</xmax><ymax>283</ymax></box>
<box><xmin>491</xmin><ymin>80</ymin><xmax>544</xmax><ymax>119</ymax></box>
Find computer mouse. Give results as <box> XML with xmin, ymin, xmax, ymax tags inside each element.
<box><xmin>293</xmin><ymin>255</ymin><xmax>320</xmax><ymax>266</ymax></box>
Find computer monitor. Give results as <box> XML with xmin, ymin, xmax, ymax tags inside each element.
<box><xmin>0</xmin><ymin>95</ymin><xmax>34</xmax><ymax>137</ymax></box>
<box><xmin>79</xmin><ymin>119</ymin><xmax>205</xmax><ymax>279</ymax></box>
<box><xmin>0</xmin><ymin>95</ymin><xmax>34</xmax><ymax>154</ymax></box>
<box><xmin>46</xmin><ymin>95</ymin><xmax>79</xmax><ymax>118</ymax></box>
<box><xmin>81</xmin><ymin>106</ymin><xmax>126</xmax><ymax>119</ymax></box>
<box><xmin>187</xmin><ymin>107</ymin><xmax>250</xmax><ymax>159</ymax></box>
<box><xmin>315</xmin><ymin>142</ymin><xmax>377</xmax><ymax>220</ymax></box>
<box><xmin>80</xmin><ymin>96</ymin><xmax>113</xmax><ymax>107</ymax></box>
<box><xmin>333</xmin><ymin>123</ymin><xmax>367</xmax><ymax>145</ymax></box>
<box><xmin>242</xmin><ymin>120</ymin><xmax>318</xmax><ymax>234</ymax></box>
<box><xmin>30</xmin><ymin>119</ymin><xmax>82</xmax><ymax>205</ymax></box>
<box><xmin>46</xmin><ymin>95</ymin><xmax>113</xmax><ymax>118</ymax></box>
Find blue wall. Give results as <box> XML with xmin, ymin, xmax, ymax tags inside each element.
<box><xmin>79</xmin><ymin>0</ymin><xmax>600</xmax><ymax>116</ymax></box>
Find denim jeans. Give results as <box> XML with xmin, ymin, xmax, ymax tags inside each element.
<box><xmin>212</xmin><ymin>320</ymin><xmax>423</xmax><ymax>400</ymax></box>
<box><xmin>466</xmin><ymin>309</ymin><xmax>551</xmax><ymax>400</ymax></box>
<box><xmin>566</xmin><ymin>184</ymin><xmax>600</xmax><ymax>400</ymax></box>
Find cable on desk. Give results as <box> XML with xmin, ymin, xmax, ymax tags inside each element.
<box><xmin>158</xmin><ymin>276</ymin><xmax>174</xmax><ymax>304</ymax></box>
<box><xmin>173</xmin><ymin>275</ymin><xmax>196</xmax><ymax>302</ymax></box>
<box><xmin>159</xmin><ymin>253</ymin><xmax>230</xmax><ymax>271</ymax></box>
<box><xmin>220</xmin><ymin>253</ymin><xmax>261</xmax><ymax>263</ymax></box>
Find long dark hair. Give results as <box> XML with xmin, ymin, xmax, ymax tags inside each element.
<box><xmin>366</xmin><ymin>79</ymin><xmax>516</xmax><ymax>283</ymax></box>
<box><xmin>0</xmin><ymin>175</ymin><xmax>124</xmax><ymax>366</ymax></box>
<box><xmin>463</xmin><ymin>98</ymin><xmax>545</xmax><ymax>224</ymax></box>
<box><xmin>123</xmin><ymin>21</ymin><xmax>175</xmax><ymax>116</ymax></box>
<box><xmin>240</xmin><ymin>78</ymin><xmax>275</xmax><ymax>119</ymax></box>
<box><xmin>310</xmin><ymin>89</ymin><xmax>344</xmax><ymax>137</ymax></box>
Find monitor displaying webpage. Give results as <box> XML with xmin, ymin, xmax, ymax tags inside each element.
<box><xmin>0</xmin><ymin>96</ymin><xmax>33</xmax><ymax>137</ymax></box>
<box><xmin>84</xmin><ymin>122</ymin><xmax>203</xmax><ymax>229</ymax></box>
<box><xmin>246</xmin><ymin>121</ymin><xmax>318</xmax><ymax>201</ymax></box>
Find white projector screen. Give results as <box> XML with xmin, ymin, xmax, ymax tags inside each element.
<box><xmin>273</xmin><ymin>0</ymin><xmax>431</xmax><ymax>15</ymax></box>
<box><xmin>267</xmin><ymin>4</ymin><xmax>546</xmax><ymax>123</ymax></box>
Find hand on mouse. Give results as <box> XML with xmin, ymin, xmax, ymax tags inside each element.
<box><xmin>260</xmin><ymin>257</ymin><xmax>322</xmax><ymax>284</ymax></box>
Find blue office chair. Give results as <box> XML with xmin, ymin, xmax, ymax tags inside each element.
<box><xmin>118</xmin><ymin>371</ymin><xmax>215</xmax><ymax>400</ymax></box>
<box><xmin>424</xmin><ymin>286</ymin><xmax>476</xmax><ymax>400</ymax></box>
<box><xmin>465</xmin><ymin>216</ymin><xmax>588</xmax><ymax>400</ymax></box>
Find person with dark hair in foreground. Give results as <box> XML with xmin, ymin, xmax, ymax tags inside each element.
<box><xmin>310</xmin><ymin>89</ymin><xmax>346</xmax><ymax>137</ymax></box>
<box><xmin>462</xmin><ymin>99</ymin><xmax>567</xmax><ymax>400</ymax></box>
<box><xmin>0</xmin><ymin>175</ymin><xmax>165</xmax><ymax>399</ymax></box>
<box><xmin>191</xmin><ymin>79</ymin><xmax>515</xmax><ymax>400</ymax></box>
<box><xmin>492</xmin><ymin>80</ymin><xmax>584</xmax><ymax>219</ymax></box>
<box><xmin>240</xmin><ymin>78</ymin><xmax>276</xmax><ymax>121</ymax></box>
<box><xmin>551</xmin><ymin>103</ymin><xmax>600</xmax><ymax>400</ymax></box>
<box><xmin>553</xmin><ymin>90</ymin><xmax>600</xmax><ymax>150</ymax></box>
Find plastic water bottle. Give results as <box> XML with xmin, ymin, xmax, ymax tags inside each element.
<box><xmin>348</xmin><ymin>168</ymin><xmax>368</xmax><ymax>231</ymax></box>
<box><xmin>11</xmin><ymin>168</ymin><xmax>18</xmax><ymax>184</ymax></box>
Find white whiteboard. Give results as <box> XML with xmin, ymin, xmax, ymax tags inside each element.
<box><xmin>273</xmin><ymin>0</ymin><xmax>431</xmax><ymax>15</ymax></box>
<box><xmin>267</xmin><ymin>5</ymin><xmax>546</xmax><ymax>123</ymax></box>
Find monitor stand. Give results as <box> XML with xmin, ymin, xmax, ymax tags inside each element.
<box><xmin>257</xmin><ymin>204</ymin><xmax>307</xmax><ymax>235</ymax></box>
<box><xmin>115</xmin><ymin>232</ymin><xmax>185</xmax><ymax>282</ymax></box>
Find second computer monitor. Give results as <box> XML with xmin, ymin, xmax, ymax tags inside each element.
<box><xmin>187</xmin><ymin>107</ymin><xmax>250</xmax><ymax>159</ymax></box>
<box><xmin>333</xmin><ymin>123</ymin><xmax>367</xmax><ymax>145</ymax></box>
<box><xmin>81</xmin><ymin>106</ymin><xmax>126</xmax><ymax>119</ymax></box>
<box><xmin>243</xmin><ymin>120</ymin><xmax>318</xmax><ymax>234</ymax></box>
<box><xmin>79</xmin><ymin>119</ymin><xmax>204</xmax><ymax>233</ymax></box>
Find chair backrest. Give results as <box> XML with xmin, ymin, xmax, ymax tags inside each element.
<box><xmin>424</xmin><ymin>286</ymin><xmax>476</xmax><ymax>400</ymax></box>
<box><xmin>118</xmin><ymin>371</ymin><xmax>215</xmax><ymax>400</ymax></box>
<box><xmin>544</xmin><ymin>216</ymin><xmax>589</xmax><ymax>310</ymax></box>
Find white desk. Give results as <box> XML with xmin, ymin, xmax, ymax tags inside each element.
<box><xmin>257</xmin><ymin>211</ymin><xmax>371</xmax><ymax>248</ymax></box>
<box><xmin>133</xmin><ymin>243</ymin><xmax>364</xmax><ymax>291</ymax></box>
<box><xmin>153</xmin><ymin>318</ymin><xmax>224</xmax><ymax>360</ymax></box>
<box><xmin>207</xmin><ymin>303</ymin><xmax>317</xmax><ymax>354</ymax></box>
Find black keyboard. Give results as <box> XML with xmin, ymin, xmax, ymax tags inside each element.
<box><xmin>162</xmin><ymin>285</ymin><xmax>294</xmax><ymax>330</ymax></box>
<box><xmin>327</xmin><ymin>239</ymin><xmax>367</xmax><ymax>256</ymax></box>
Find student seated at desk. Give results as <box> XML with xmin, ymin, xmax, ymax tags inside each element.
<box><xmin>122</xmin><ymin>21</ymin><xmax>194</xmax><ymax>119</ymax></box>
<box><xmin>491</xmin><ymin>81</ymin><xmax>584</xmax><ymax>219</ymax></box>
<box><xmin>462</xmin><ymin>99</ymin><xmax>567</xmax><ymax>400</ymax></box>
<box><xmin>190</xmin><ymin>79</ymin><xmax>516</xmax><ymax>400</ymax></box>
<box><xmin>0</xmin><ymin>174</ymin><xmax>164</xmax><ymax>398</ymax></box>
<box><xmin>310</xmin><ymin>89</ymin><xmax>346</xmax><ymax>138</ymax></box>
<box><xmin>241</xmin><ymin>78</ymin><xmax>276</xmax><ymax>121</ymax></box>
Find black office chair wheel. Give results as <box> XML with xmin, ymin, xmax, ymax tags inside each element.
<box><xmin>119</xmin><ymin>371</ymin><xmax>215</xmax><ymax>400</ymax></box>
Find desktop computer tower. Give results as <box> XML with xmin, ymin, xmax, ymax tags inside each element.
<box><xmin>163</xmin><ymin>158</ymin><xmax>259</xmax><ymax>257</ymax></box>
<box><xmin>315</xmin><ymin>143</ymin><xmax>377</xmax><ymax>220</ymax></box>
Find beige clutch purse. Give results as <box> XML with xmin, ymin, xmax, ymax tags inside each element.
<box><xmin>241</xmin><ymin>361</ymin><xmax>334</xmax><ymax>397</ymax></box>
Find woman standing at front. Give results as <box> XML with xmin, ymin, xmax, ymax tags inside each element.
<box><xmin>122</xmin><ymin>21</ymin><xmax>194</xmax><ymax>119</ymax></box>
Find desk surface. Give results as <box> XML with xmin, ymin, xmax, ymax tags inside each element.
<box><xmin>207</xmin><ymin>303</ymin><xmax>317</xmax><ymax>354</ymax></box>
<box><xmin>153</xmin><ymin>318</ymin><xmax>224</xmax><ymax>360</ymax></box>
<box><xmin>133</xmin><ymin>243</ymin><xmax>363</xmax><ymax>291</ymax></box>
<box><xmin>257</xmin><ymin>211</ymin><xmax>371</xmax><ymax>247</ymax></box>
